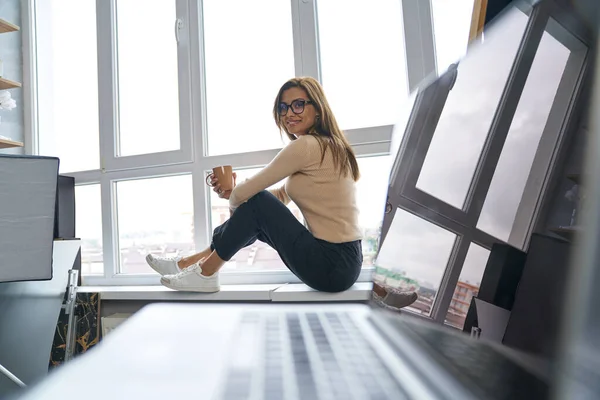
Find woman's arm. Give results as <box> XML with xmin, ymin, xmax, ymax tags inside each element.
<box><xmin>229</xmin><ymin>136</ymin><xmax>315</xmax><ymax>209</ymax></box>
<box><xmin>268</xmin><ymin>185</ymin><xmax>291</xmax><ymax>205</ymax></box>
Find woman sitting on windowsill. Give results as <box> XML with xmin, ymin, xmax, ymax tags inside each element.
<box><xmin>146</xmin><ymin>76</ymin><xmax>365</xmax><ymax>293</ymax></box>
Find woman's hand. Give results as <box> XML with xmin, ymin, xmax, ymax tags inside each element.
<box><xmin>212</xmin><ymin>172</ymin><xmax>237</xmax><ymax>200</ymax></box>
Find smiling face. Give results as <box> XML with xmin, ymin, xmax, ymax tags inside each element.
<box><xmin>279</xmin><ymin>87</ymin><xmax>318</xmax><ymax>136</ymax></box>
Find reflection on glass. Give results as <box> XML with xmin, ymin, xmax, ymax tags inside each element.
<box><xmin>116</xmin><ymin>0</ymin><xmax>180</xmax><ymax>156</ymax></box>
<box><xmin>477</xmin><ymin>29</ymin><xmax>571</xmax><ymax>243</ymax></box>
<box><xmin>116</xmin><ymin>175</ymin><xmax>194</xmax><ymax>274</ymax></box>
<box><xmin>210</xmin><ymin>156</ymin><xmax>390</xmax><ymax>272</ymax></box>
<box><xmin>203</xmin><ymin>0</ymin><xmax>295</xmax><ymax>156</ymax></box>
<box><xmin>445</xmin><ymin>243</ymin><xmax>490</xmax><ymax>329</ymax></box>
<box><xmin>374</xmin><ymin>208</ymin><xmax>457</xmax><ymax>316</ymax></box>
<box><xmin>416</xmin><ymin>9</ymin><xmax>528</xmax><ymax>209</ymax></box>
<box><xmin>318</xmin><ymin>0</ymin><xmax>408</xmax><ymax>130</ymax></box>
<box><xmin>75</xmin><ymin>184</ymin><xmax>103</xmax><ymax>275</ymax></box>
<box><xmin>431</xmin><ymin>0</ymin><xmax>475</xmax><ymax>73</ymax></box>
<box><xmin>36</xmin><ymin>0</ymin><xmax>100</xmax><ymax>173</ymax></box>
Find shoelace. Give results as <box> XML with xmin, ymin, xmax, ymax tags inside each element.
<box><xmin>151</xmin><ymin>255</ymin><xmax>180</xmax><ymax>262</ymax></box>
<box><xmin>173</xmin><ymin>263</ymin><xmax>201</xmax><ymax>278</ymax></box>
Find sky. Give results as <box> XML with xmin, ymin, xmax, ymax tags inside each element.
<box><xmin>36</xmin><ymin>1</ymin><xmax>572</xmax><ymax>290</ymax></box>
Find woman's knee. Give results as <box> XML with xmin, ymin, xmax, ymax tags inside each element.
<box><xmin>248</xmin><ymin>190</ymin><xmax>273</xmax><ymax>202</ymax></box>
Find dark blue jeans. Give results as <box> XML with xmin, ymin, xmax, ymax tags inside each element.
<box><xmin>211</xmin><ymin>191</ymin><xmax>362</xmax><ymax>292</ymax></box>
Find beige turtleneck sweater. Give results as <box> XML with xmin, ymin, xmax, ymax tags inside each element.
<box><xmin>229</xmin><ymin>135</ymin><xmax>362</xmax><ymax>243</ymax></box>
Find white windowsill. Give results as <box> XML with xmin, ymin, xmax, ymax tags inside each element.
<box><xmin>78</xmin><ymin>282</ymin><xmax>373</xmax><ymax>302</ymax></box>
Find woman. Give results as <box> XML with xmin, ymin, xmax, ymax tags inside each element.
<box><xmin>146</xmin><ymin>76</ymin><xmax>363</xmax><ymax>293</ymax></box>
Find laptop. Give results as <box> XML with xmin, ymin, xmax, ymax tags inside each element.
<box><xmin>13</xmin><ymin>1</ymin><xmax>598</xmax><ymax>399</ymax></box>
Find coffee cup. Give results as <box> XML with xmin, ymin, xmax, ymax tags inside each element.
<box><xmin>206</xmin><ymin>165</ymin><xmax>234</xmax><ymax>191</ymax></box>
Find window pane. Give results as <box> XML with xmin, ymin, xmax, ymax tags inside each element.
<box><xmin>318</xmin><ymin>0</ymin><xmax>408</xmax><ymax>130</ymax></box>
<box><xmin>116</xmin><ymin>0</ymin><xmax>180</xmax><ymax>156</ymax></box>
<box><xmin>477</xmin><ymin>29</ymin><xmax>571</xmax><ymax>242</ymax></box>
<box><xmin>76</xmin><ymin>184</ymin><xmax>103</xmax><ymax>275</ymax></box>
<box><xmin>355</xmin><ymin>156</ymin><xmax>392</xmax><ymax>265</ymax></box>
<box><xmin>431</xmin><ymin>0</ymin><xmax>475</xmax><ymax>72</ymax></box>
<box><xmin>203</xmin><ymin>0</ymin><xmax>295</xmax><ymax>156</ymax></box>
<box><xmin>416</xmin><ymin>9</ymin><xmax>528</xmax><ymax>209</ymax></box>
<box><xmin>209</xmin><ymin>156</ymin><xmax>391</xmax><ymax>272</ymax></box>
<box><xmin>36</xmin><ymin>0</ymin><xmax>99</xmax><ymax>173</ymax></box>
<box><xmin>374</xmin><ymin>209</ymin><xmax>457</xmax><ymax>316</ymax></box>
<box><xmin>116</xmin><ymin>175</ymin><xmax>194</xmax><ymax>274</ymax></box>
<box><xmin>445</xmin><ymin>243</ymin><xmax>490</xmax><ymax>329</ymax></box>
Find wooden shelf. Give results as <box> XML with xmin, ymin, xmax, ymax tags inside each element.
<box><xmin>549</xmin><ymin>226</ymin><xmax>579</xmax><ymax>241</ymax></box>
<box><xmin>0</xmin><ymin>19</ymin><xmax>19</xmax><ymax>34</ymax></box>
<box><xmin>0</xmin><ymin>77</ymin><xmax>21</xmax><ymax>90</ymax></box>
<box><xmin>0</xmin><ymin>137</ymin><xmax>24</xmax><ymax>149</ymax></box>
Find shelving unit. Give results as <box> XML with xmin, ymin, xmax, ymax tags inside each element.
<box><xmin>0</xmin><ymin>137</ymin><xmax>23</xmax><ymax>149</ymax></box>
<box><xmin>0</xmin><ymin>77</ymin><xmax>21</xmax><ymax>90</ymax></box>
<box><xmin>0</xmin><ymin>17</ymin><xmax>23</xmax><ymax>149</ymax></box>
<box><xmin>0</xmin><ymin>19</ymin><xmax>19</xmax><ymax>34</ymax></box>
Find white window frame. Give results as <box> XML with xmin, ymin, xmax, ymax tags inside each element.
<box><xmin>386</xmin><ymin>0</ymin><xmax>589</xmax><ymax>323</ymax></box>
<box><xmin>21</xmin><ymin>0</ymin><xmax>482</xmax><ymax>287</ymax></box>
<box><xmin>96</xmin><ymin>0</ymin><xmax>195</xmax><ymax>171</ymax></box>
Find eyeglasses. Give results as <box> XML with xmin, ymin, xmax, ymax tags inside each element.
<box><xmin>277</xmin><ymin>98</ymin><xmax>313</xmax><ymax>116</ymax></box>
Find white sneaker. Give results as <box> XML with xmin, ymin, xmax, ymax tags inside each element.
<box><xmin>160</xmin><ymin>264</ymin><xmax>220</xmax><ymax>293</ymax></box>
<box><xmin>145</xmin><ymin>254</ymin><xmax>183</xmax><ymax>276</ymax></box>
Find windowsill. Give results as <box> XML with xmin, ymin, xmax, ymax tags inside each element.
<box><xmin>78</xmin><ymin>282</ymin><xmax>373</xmax><ymax>302</ymax></box>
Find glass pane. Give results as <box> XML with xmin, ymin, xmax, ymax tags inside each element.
<box><xmin>209</xmin><ymin>156</ymin><xmax>391</xmax><ymax>272</ymax></box>
<box><xmin>116</xmin><ymin>0</ymin><xmax>180</xmax><ymax>156</ymax></box>
<box><xmin>356</xmin><ymin>156</ymin><xmax>392</xmax><ymax>266</ymax></box>
<box><xmin>76</xmin><ymin>184</ymin><xmax>104</xmax><ymax>275</ymax></box>
<box><xmin>477</xmin><ymin>29</ymin><xmax>571</xmax><ymax>242</ymax></box>
<box><xmin>445</xmin><ymin>243</ymin><xmax>490</xmax><ymax>329</ymax></box>
<box><xmin>416</xmin><ymin>9</ymin><xmax>528</xmax><ymax>209</ymax></box>
<box><xmin>374</xmin><ymin>209</ymin><xmax>457</xmax><ymax>316</ymax></box>
<box><xmin>318</xmin><ymin>0</ymin><xmax>408</xmax><ymax>130</ymax></box>
<box><xmin>203</xmin><ymin>0</ymin><xmax>295</xmax><ymax>156</ymax></box>
<box><xmin>116</xmin><ymin>175</ymin><xmax>194</xmax><ymax>274</ymax></box>
<box><xmin>431</xmin><ymin>0</ymin><xmax>475</xmax><ymax>72</ymax></box>
<box><xmin>36</xmin><ymin>0</ymin><xmax>99</xmax><ymax>173</ymax></box>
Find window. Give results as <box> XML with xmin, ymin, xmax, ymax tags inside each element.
<box><xmin>115</xmin><ymin>0</ymin><xmax>181</xmax><ymax>157</ymax></box>
<box><xmin>416</xmin><ymin>10</ymin><xmax>528</xmax><ymax>210</ymax></box>
<box><xmin>317</xmin><ymin>0</ymin><xmax>408</xmax><ymax>130</ymax></box>
<box><xmin>76</xmin><ymin>184</ymin><xmax>103</xmax><ymax>275</ymax></box>
<box><xmin>29</xmin><ymin>0</ymin><xmax>585</xmax><ymax>328</ymax></box>
<box><xmin>477</xmin><ymin>28</ymin><xmax>571</xmax><ymax>241</ymax></box>
<box><xmin>445</xmin><ymin>243</ymin><xmax>490</xmax><ymax>329</ymax></box>
<box><xmin>203</xmin><ymin>0</ymin><xmax>295</xmax><ymax>156</ymax></box>
<box><xmin>36</xmin><ymin>0</ymin><xmax>99</xmax><ymax>173</ymax></box>
<box><xmin>375</xmin><ymin>209</ymin><xmax>458</xmax><ymax>317</ymax></box>
<box><xmin>386</xmin><ymin>3</ymin><xmax>586</xmax><ymax>324</ymax></box>
<box><xmin>115</xmin><ymin>175</ymin><xmax>194</xmax><ymax>274</ymax></box>
<box><xmin>431</xmin><ymin>0</ymin><xmax>475</xmax><ymax>72</ymax></box>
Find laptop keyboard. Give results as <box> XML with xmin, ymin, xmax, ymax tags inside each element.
<box><xmin>219</xmin><ymin>311</ymin><xmax>408</xmax><ymax>400</ymax></box>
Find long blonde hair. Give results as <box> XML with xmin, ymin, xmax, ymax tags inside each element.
<box><xmin>273</xmin><ymin>77</ymin><xmax>360</xmax><ymax>182</ymax></box>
